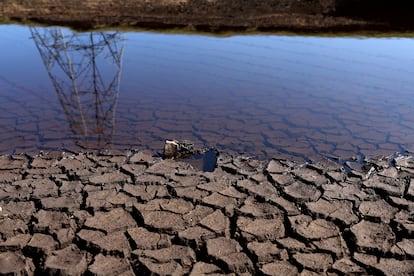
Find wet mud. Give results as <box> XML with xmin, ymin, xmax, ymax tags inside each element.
<box><xmin>0</xmin><ymin>150</ymin><xmax>413</xmax><ymax>275</ymax></box>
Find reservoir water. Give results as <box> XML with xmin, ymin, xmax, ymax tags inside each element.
<box><xmin>1</xmin><ymin>24</ymin><xmax>414</xmax><ymax>162</ymax></box>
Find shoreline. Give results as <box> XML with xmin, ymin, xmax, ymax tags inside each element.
<box><xmin>0</xmin><ymin>150</ymin><xmax>413</xmax><ymax>275</ymax></box>
<box><xmin>1</xmin><ymin>1</ymin><xmax>414</xmax><ymax>33</ymax></box>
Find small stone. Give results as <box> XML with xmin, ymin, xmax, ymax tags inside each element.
<box><xmin>163</xmin><ymin>140</ymin><xmax>194</xmax><ymax>159</ymax></box>
<box><xmin>44</xmin><ymin>245</ymin><xmax>88</xmax><ymax>275</ymax></box>
<box><xmin>164</xmin><ymin>140</ymin><xmax>179</xmax><ymax>159</ymax></box>
<box><xmin>350</xmin><ymin>220</ymin><xmax>396</xmax><ymax>253</ymax></box>
<box><xmin>260</xmin><ymin>261</ymin><xmax>298</xmax><ymax>276</ymax></box>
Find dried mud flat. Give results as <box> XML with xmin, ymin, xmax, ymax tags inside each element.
<box><xmin>1</xmin><ymin>150</ymin><xmax>414</xmax><ymax>275</ymax></box>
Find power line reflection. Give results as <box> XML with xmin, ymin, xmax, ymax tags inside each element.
<box><xmin>31</xmin><ymin>27</ymin><xmax>125</xmax><ymax>150</ymax></box>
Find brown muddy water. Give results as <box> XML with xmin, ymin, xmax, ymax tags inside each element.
<box><xmin>1</xmin><ymin>24</ymin><xmax>414</xmax><ymax>162</ymax></box>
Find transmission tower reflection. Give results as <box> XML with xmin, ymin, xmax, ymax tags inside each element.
<box><xmin>30</xmin><ymin>27</ymin><xmax>125</xmax><ymax>150</ymax></box>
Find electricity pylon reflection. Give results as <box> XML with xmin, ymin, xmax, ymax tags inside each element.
<box><xmin>30</xmin><ymin>27</ymin><xmax>125</xmax><ymax>150</ymax></box>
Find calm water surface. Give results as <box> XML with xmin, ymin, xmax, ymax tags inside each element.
<box><xmin>1</xmin><ymin>24</ymin><xmax>414</xmax><ymax>161</ymax></box>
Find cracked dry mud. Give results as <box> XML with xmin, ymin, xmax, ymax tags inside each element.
<box><xmin>0</xmin><ymin>150</ymin><xmax>414</xmax><ymax>275</ymax></box>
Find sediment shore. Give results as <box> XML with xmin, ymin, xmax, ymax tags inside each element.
<box><xmin>0</xmin><ymin>150</ymin><xmax>413</xmax><ymax>275</ymax></box>
<box><xmin>1</xmin><ymin>0</ymin><xmax>414</xmax><ymax>32</ymax></box>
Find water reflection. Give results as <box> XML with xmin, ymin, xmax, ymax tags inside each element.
<box><xmin>30</xmin><ymin>27</ymin><xmax>124</xmax><ymax>150</ymax></box>
<box><xmin>1</xmin><ymin>25</ymin><xmax>414</xmax><ymax>161</ymax></box>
